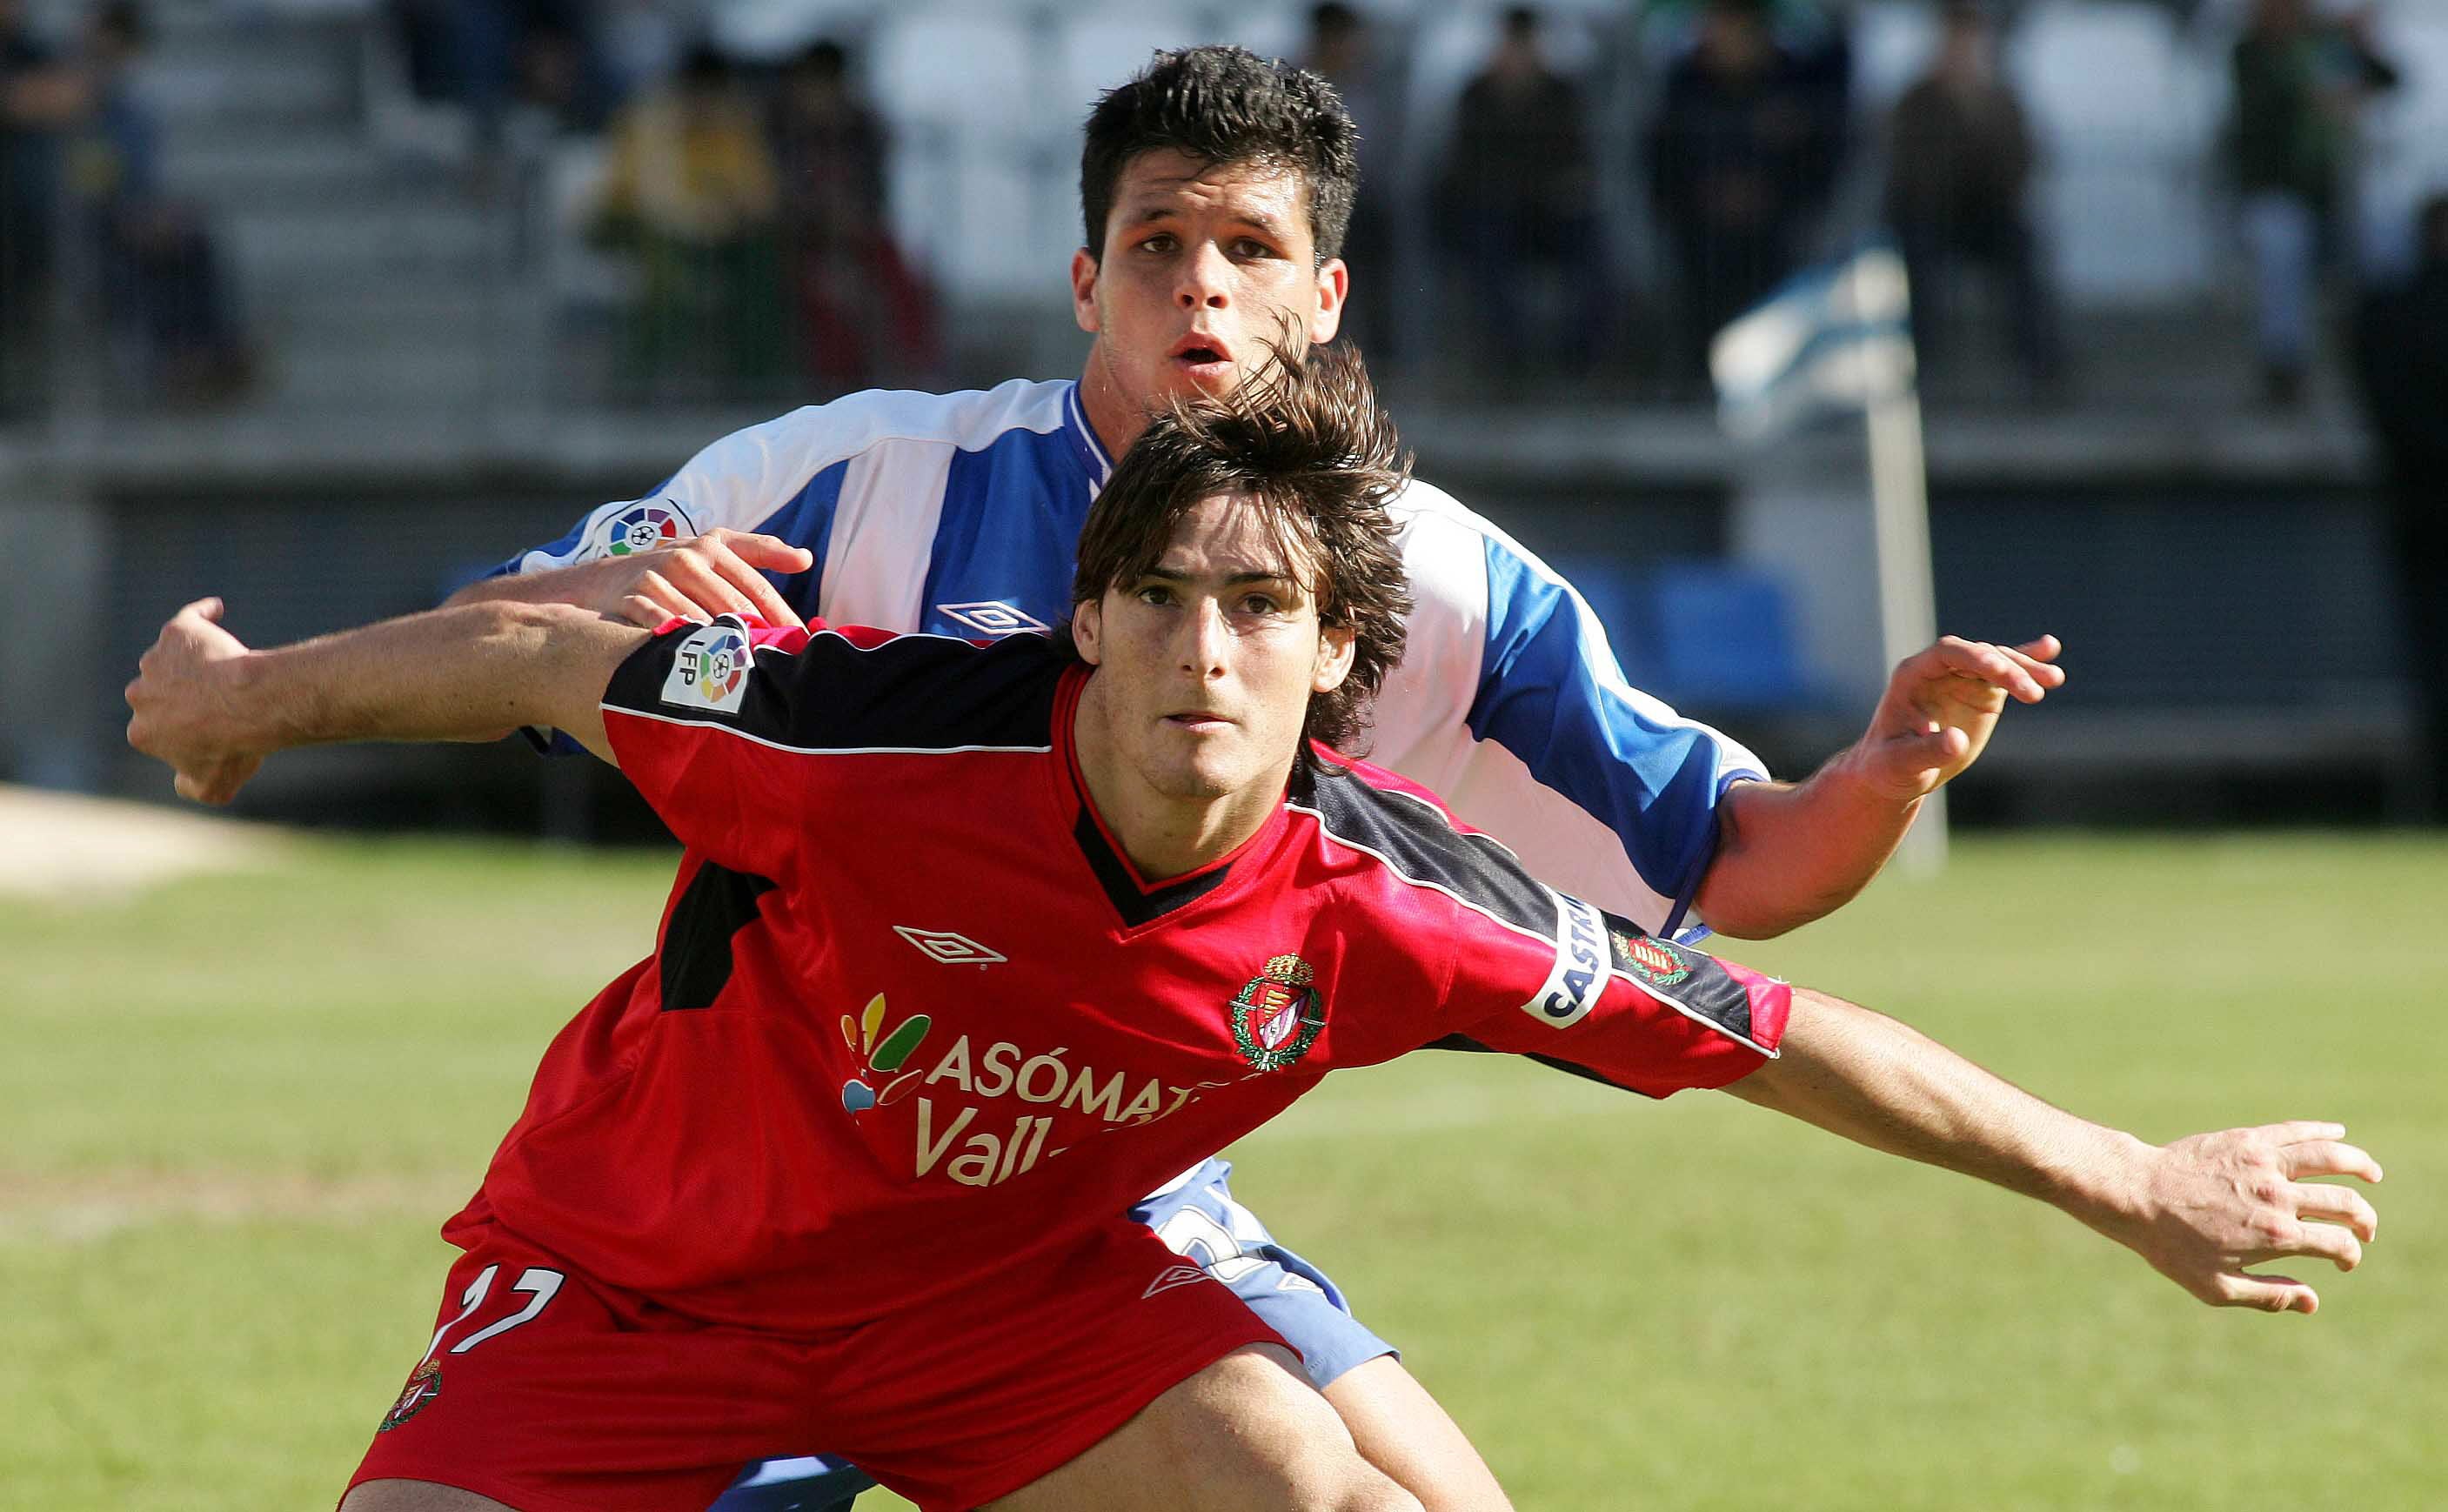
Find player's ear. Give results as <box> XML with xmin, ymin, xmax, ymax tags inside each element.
<box><xmin>1072</xmin><ymin>599</ymin><xmax>1105</xmax><ymax>665</ymax></box>
<box><xmin>1072</xmin><ymin>248</ymin><xmax>1102</xmax><ymax>335</ymax></box>
<box><xmin>1308</xmin><ymin>257</ymin><xmax>1348</xmax><ymax>345</ymax></box>
<box><xmin>1312</xmin><ymin>622</ymin><xmax>1355</xmax><ymax>693</ymax></box>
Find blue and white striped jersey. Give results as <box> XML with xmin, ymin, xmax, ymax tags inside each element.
<box><xmin>495</xmin><ymin>378</ymin><xmax>1766</xmax><ymax>936</ymax></box>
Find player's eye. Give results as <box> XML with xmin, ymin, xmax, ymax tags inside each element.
<box><xmin>1139</xmin><ymin>232</ymin><xmax>1178</xmax><ymax>255</ymax></box>
<box><xmin>1233</xmin><ymin>238</ymin><xmax>1278</xmax><ymax>260</ymax></box>
<box><xmin>1136</xmin><ymin>584</ymin><xmax>1175</xmax><ymax>606</ymax></box>
<box><xmin>1238</xmin><ymin>592</ymin><xmax>1281</xmax><ymax>615</ymax></box>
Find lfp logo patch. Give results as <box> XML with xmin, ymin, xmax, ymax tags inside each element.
<box><xmin>660</xmin><ymin>623</ymin><xmax>751</xmax><ymax>713</ymax></box>
<box><xmin>592</xmin><ymin>500</ymin><xmax>690</xmax><ymax>559</ymax></box>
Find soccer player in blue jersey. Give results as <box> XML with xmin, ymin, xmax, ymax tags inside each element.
<box><xmin>423</xmin><ymin>45</ymin><xmax>2058</xmax><ymax>1512</ymax></box>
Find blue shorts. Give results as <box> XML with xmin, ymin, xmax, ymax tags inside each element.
<box><xmin>706</xmin><ymin>1158</ymin><xmax>1391</xmax><ymax>1511</ymax></box>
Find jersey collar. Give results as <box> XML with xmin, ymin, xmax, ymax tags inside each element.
<box><xmin>1062</xmin><ymin>381</ymin><xmax>1116</xmax><ymax>493</ymax></box>
<box><xmin>1049</xmin><ymin>663</ymin><xmax>1291</xmax><ymax>932</ymax></box>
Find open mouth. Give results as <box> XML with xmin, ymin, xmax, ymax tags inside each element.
<box><xmin>1170</xmin><ymin>335</ymin><xmax>1234</xmax><ymax>369</ymax></box>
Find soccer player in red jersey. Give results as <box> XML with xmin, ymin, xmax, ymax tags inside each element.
<box><xmin>128</xmin><ymin>349</ymin><xmax>2381</xmax><ymax>1512</ymax></box>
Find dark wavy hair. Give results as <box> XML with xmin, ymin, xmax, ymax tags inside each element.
<box><xmin>1080</xmin><ymin>44</ymin><xmax>1360</xmax><ymax>263</ymax></box>
<box><xmin>1064</xmin><ymin>341</ymin><xmax>1413</xmax><ymax>771</ymax></box>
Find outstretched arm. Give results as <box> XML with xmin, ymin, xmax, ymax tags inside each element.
<box><xmin>125</xmin><ymin>597</ymin><xmax>649</xmax><ymax>804</ymax></box>
<box><xmin>1698</xmin><ymin>635</ymin><xmax>2065</xmax><ymax>937</ymax></box>
<box><xmin>1725</xmin><ymin>987</ymin><xmax>2383</xmax><ymax>1315</ymax></box>
<box><xmin>446</xmin><ymin>527</ymin><xmax>812</xmax><ymax>627</ymax></box>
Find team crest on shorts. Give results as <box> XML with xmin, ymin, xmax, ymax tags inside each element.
<box><xmin>591</xmin><ymin>500</ymin><xmax>689</xmax><ymax>559</ymax></box>
<box><xmin>1612</xmin><ymin>929</ymin><xmax>1692</xmax><ymax>988</ymax></box>
<box><xmin>378</xmin><ymin>1361</ymin><xmax>441</xmax><ymax>1433</ymax></box>
<box><xmin>660</xmin><ymin>622</ymin><xmax>752</xmax><ymax>713</ymax></box>
<box><xmin>1228</xmin><ymin>955</ymin><xmax>1326</xmax><ymax>1072</ymax></box>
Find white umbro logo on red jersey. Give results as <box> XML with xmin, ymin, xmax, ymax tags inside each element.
<box><xmin>936</xmin><ymin>600</ymin><xmax>1049</xmax><ymax>637</ymax></box>
<box><xmin>893</xmin><ymin>927</ymin><xmax>1007</xmax><ymax>966</ymax></box>
<box><xmin>1142</xmin><ymin>1264</ymin><xmax>1215</xmax><ymax>1299</ymax></box>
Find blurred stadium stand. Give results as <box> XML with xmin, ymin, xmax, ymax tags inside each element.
<box><xmin>3</xmin><ymin>0</ymin><xmax>2438</xmax><ymax>826</ymax></box>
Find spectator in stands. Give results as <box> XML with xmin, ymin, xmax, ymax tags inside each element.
<box><xmin>591</xmin><ymin>43</ymin><xmax>784</xmax><ymax>393</ymax></box>
<box><xmin>769</xmin><ymin>37</ymin><xmax>937</xmax><ymax>391</ymax></box>
<box><xmin>2230</xmin><ymin>0</ymin><xmax>2398</xmax><ymax>407</ymax></box>
<box><xmin>1</xmin><ymin>0</ymin><xmax>81</xmax><ymax>416</ymax></box>
<box><xmin>1304</xmin><ymin>2</ymin><xmax>1401</xmax><ymax>362</ymax></box>
<box><xmin>1433</xmin><ymin>6</ymin><xmax>1602</xmax><ymax>378</ymax></box>
<box><xmin>598</xmin><ymin>0</ymin><xmax>683</xmax><ymax>106</ymax></box>
<box><xmin>1647</xmin><ymin>0</ymin><xmax>1846</xmax><ymax>383</ymax></box>
<box><xmin>388</xmin><ymin>0</ymin><xmax>455</xmax><ymax>107</ymax></box>
<box><xmin>77</xmin><ymin>1</ymin><xmax>251</xmax><ymax>405</ymax></box>
<box><xmin>1885</xmin><ymin>1</ymin><xmax>2063</xmax><ymax>400</ymax></box>
<box><xmin>2351</xmin><ymin>192</ymin><xmax>2448</xmax><ymax>819</ymax></box>
<box><xmin>392</xmin><ymin>0</ymin><xmax>615</xmax><ymax>158</ymax></box>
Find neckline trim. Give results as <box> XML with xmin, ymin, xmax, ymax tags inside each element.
<box><xmin>1063</xmin><ymin>381</ymin><xmax>1116</xmax><ymax>492</ymax></box>
<box><xmin>1051</xmin><ymin>665</ymin><xmax>1287</xmax><ymax>930</ymax></box>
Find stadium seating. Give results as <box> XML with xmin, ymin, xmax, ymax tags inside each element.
<box><xmin>1636</xmin><ymin>560</ymin><xmax>1814</xmax><ymax>713</ymax></box>
<box><xmin>870</xmin><ymin>10</ymin><xmax>1058</xmax><ymax>296</ymax></box>
<box><xmin>1548</xmin><ymin>554</ymin><xmax>1813</xmax><ymax>714</ymax></box>
<box><xmin>1849</xmin><ymin>1</ymin><xmax>1940</xmax><ymax>110</ymax></box>
<box><xmin>2358</xmin><ymin>10</ymin><xmax>2448</xmax><ymax>275</ymax></box>
<box><xmin>2007</xmin><ymin>0</ymin><xmax>2217</xmax><ymax>301</ymax></box>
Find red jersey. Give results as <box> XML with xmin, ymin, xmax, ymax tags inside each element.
<box><xmin>449</xmin><ymin>618</ymin><xmax>1789</xmax><ymax>1331</ymax></box>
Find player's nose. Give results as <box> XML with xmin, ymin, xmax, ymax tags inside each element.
<box><xmin>1174</xmin><ymin>243</ymin><xmax>1230</xmax><ymax>309</ymax></box>
<box><xmin>1174</xmin><ymin>596</ymin><xmax>1230</xmax><ymax>675</ymax></box>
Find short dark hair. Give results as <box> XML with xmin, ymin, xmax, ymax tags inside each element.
<box><xmin>1067</xmin><ymin>341</ymin><xmax>1413</xmax><ymax>770</ymax></box>
<box><xmin>1080</xmin><ymin>45</ymin><xmax>1360</xmax><ymax>263</ymax></box>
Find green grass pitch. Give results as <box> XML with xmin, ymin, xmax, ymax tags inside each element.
<box><xmin>3</xmin><ymin>832</ymin><xmax>2440</xmax><ymax>1510</ymax></box>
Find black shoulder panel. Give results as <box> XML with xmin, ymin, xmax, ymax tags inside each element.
<box><xmin>607</xmin><ymin>620</ymin><xmax>1065</xmax><ymax>753</ymax></box>
<box><xmin>659</xmin><ymin>860</ymin><xmax>780</xmax><ymax>1012</ymax></box>
<box><xmin>1294</xmin><ymin>766</ymin><xmax>1555</xmax><ymax>937</ymax></box>
<box><xmin>1601</xmin><ymin>913</ymin><xmax>1762</xmax><ymax>1048</ymax></box>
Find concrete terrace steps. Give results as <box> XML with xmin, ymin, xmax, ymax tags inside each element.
<box><xmin>157</xmin><ymin>128</ymin><xmax>398</xmax><ymax>206</ymax></box>
<box><xmin>119</xmin><ymin>2</ymin><xmax>525</xmax><ymax>423</ymax></box>
<box><xmin>252</xmin><ymin>338</ymin><xmax>511</xmax><ymax>411</ymax></box>
<box><xmin>222</xmin><ymin>197</ymin><xmax>506</xmax><ymax>284</ymax></box>
<box><xmin>135</xmin><ymin>21</ymin><xmax>365</xmax><ymax>131</ymax></box>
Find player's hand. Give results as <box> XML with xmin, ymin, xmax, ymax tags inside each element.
<box><xmin>124</xmin><ymin>597</ymin><xmax>268</xmax><ymax>806</ymax></box>
<box><xmin>583</xmin><ymin>528</ymin><xmax>813</xmax><ymax>630</ymax></box>
<box><xmin>1848</xmin><ymin>634</ymin><xmax>2063</xmax><ymax>800</ymax></box>
<box><xmin>2099</xmin><ymin>1121</ymin><xmax>2381</xmax><ymax>1315</ymax></box>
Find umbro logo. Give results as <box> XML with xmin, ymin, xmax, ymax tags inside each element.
<box><xmin>1142</xmin><ymin>1264</ymin><xmax>1216</xmax><ymax>1299</ymax></box>
<box><xmin>893</xmin><ymin>926</ymin><xmax>1007</xmax><ymax>966</ymax></box>
<box><xmin>936</xmin><ymin>600</ymin><xmax>1049</xmax><ymax>638</ymax></box>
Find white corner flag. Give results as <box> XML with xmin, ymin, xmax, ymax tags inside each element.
<box><xmin>1709</xmin><ymin>246</ymin><xmax>1947</xmax><ymax>875</ymax></box>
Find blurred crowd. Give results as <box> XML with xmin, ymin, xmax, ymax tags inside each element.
<box><xmin>382</xmin><ymin>4</ymin><xmax>939</xmax><ymax>396</ymax></box>
<box><xmin>2</xmin><ymin>0</ymin><xmax>2441</xmax><ymax>414</ymax></box>
<box><xmin>577</xmin><ymin>39</ymin><xmax>940</xmax><ymax>397</ymax></box>
<box><xmin>1</xmin><ymin>0</ymin><xmax>250</xmax><ymax>415</ymax></box>
<box><xmin>1395</xmin><ymin>0</ymin><xmax>2417</xmax><ymax>405</ymax></box>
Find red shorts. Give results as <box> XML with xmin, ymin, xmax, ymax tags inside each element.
<box><xmin>345</xmin><ymin>1218</ymin><xmax>1283</xmax><ymax>1512</ymax></box>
